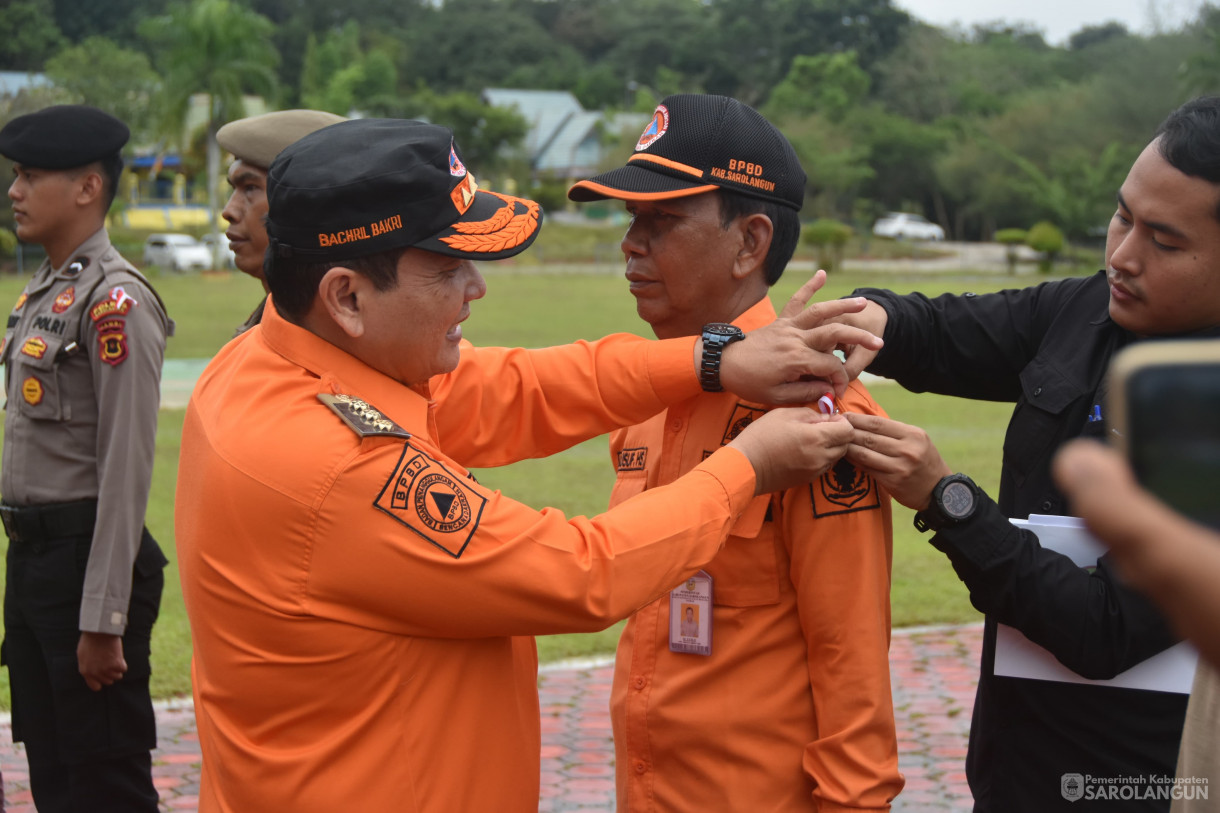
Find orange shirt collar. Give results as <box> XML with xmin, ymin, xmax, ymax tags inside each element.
<box><xmin>260</xmin><ymin>295</ymin><xmax>433</xmax><ymax>437</ymax></box>
<box><xmin>730</xmin><ymin>296</ymin><xmax>777</xmax><ymax>333</ymax></box>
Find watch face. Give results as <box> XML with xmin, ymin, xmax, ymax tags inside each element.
<box><xmin>941</xmin><ymin>480</ymin><xmax>975</xmax><ymax>520</ymax></box>
<box><xmin>703</xmin><ymin>323</ymin><xmax>741</xmax><ymax>339</ymax></box>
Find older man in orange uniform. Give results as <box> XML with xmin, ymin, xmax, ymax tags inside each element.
<box><xmin>174</xmin><ymin>118</ymin><xmax>884</xmax><ymax>812</ymax></box>
<box><xmin>569</xmin><ymin>94</ymin><xmax>903</xmax><ymax>811</ymax></box>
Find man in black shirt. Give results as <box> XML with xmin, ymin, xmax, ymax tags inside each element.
<box><xmin>840</xmin><ymin>96</ymin><xmax>1220</xmax><ymax>811</ymax></box>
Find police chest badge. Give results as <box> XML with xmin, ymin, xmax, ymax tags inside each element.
<box><xmin>22</xmin><ymin>376</ymin><xmax>44</xmax><ymax>405</ymax></box>
<box><xmin>376</xmin><ymin>444</ymin><xmax>487</xmax><ymax>558</ymax></box>
<box><xmin>811</xmin><ymin>458</ymin><xmax>881</xmax><ymax>517</ymax></box>
<box><xmin>20</xmin><ymin>336</ymin><xmax>48</xmax><ymax>359</ymax></box>
<box><xmin>52</xmin><ymin>286</ymin><xmax>76</xmax><ymax>314</ymax></box>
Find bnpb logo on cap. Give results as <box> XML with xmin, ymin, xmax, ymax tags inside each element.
<box><xmin>636</xmin><ymin>105</ymin><xmax>670</xmax><ymax>151</ymax></box>
<box><xmin>449</xmin><ymin>144</ymin><xmax>466</xmax><ymax>177</ymax></box>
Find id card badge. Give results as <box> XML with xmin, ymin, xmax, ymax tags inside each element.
<box><xmin>669</xmin><ymin>570</ymin><xmax>713</xmax><ymax>656</ymax></box>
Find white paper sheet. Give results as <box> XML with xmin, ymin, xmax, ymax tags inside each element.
<box><xmin>991</xmin><ymin>515</ymin><xmax>1197</xmax><ymax>694</ymax></box>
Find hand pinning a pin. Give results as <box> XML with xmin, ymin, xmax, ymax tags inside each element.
<box><xmin>817</xmin><ymin>394</ymin><xmax>837</xmax><ymax>415</ymax></box>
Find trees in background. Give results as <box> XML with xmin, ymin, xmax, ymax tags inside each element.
<box><xmin>2</xmin><ymin>0</ymin><xmax>1217</xmax><ymax>243</ymax></box>
<box><xmin>44</xmin><ymin>37</ymin><xmax>160</xmax><ymax>140</ymax></box>
<box><xmin>139</xmin><ymin>0</ymin><xmax>279</xmax><ymax>249</ymax></box>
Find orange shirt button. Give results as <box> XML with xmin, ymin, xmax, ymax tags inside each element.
<box><xmin>634</xmin><ymin>760</ymin><xmax>648</xmax><ymax>774</ymax></box>
<box><xmin>668</xmin><ymin>418</ymin><xmax>683</xmax><ymax>432</ymax></box>
<box><xmin>633</xmin><ymin>676</ymin><xmax>646</xmax><ymax>690</ymax></box>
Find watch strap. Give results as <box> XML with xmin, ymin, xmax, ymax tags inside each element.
<box><xmin>699</xmin><ymin>323</ymin><xmax>744</xmax><ymax>392</ymax></box>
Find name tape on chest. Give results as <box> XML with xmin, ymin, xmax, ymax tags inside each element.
<box><xmin>811</xmin><ymin>459</ymin><xmax>881</xmax><ymax>518</ymax></box>
<box><xmin>375</xmin><ymin>444</ymin><xmax>487</xmax><ymax>558</ymax></box>
<box><xmin>617</xmin><ymin>446</ymin><xmax>648</xmax><ymax>472</ymax></box>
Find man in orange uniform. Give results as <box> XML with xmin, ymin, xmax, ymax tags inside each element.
<box><xmin>569</xmin><ymin>94</ymin><xmax>903</xmax><ymax>811</ymax></box>
<box><xmin>174</xmin><ymin>118</ymin><xmax>884</xmax><ymax>813</ymax></box>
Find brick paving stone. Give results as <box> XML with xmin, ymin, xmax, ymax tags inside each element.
<box><xmin>0</xmin><ymin>623</ymin><xmax>982</xmax><ymax>811</ymax></box>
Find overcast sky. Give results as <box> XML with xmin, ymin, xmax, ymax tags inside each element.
<box><xmin>894</xmin><ymin>0</ymin><xmax>1205</xmax><ymax>45</ymax></box>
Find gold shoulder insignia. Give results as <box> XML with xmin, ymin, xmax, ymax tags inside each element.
<box><xmin>318</xmin><ymin>393</ymin><xmax>412</xmax><ymax>439</ymax></box>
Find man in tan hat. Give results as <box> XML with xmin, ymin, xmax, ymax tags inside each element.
<box><xmin>216</xmin><ymin>109</ymin><xmax>345</xmax><ymax>331</ymax></box>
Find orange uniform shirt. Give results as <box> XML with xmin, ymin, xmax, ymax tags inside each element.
<box><xmin>175</xmin><ymin>299</ymin><xmax>761</xmax><ymax>813</ymax></box>
<box><xmin>609</xmin><ymin>299</ymin><xmax>904</xmax><ymax>812</ymax></box>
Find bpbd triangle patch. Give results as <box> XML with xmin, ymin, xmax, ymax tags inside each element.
<box><xmin>375</xmin><ymin>444</ymin><xmax>487</xmax><ymax>558</ymax></box>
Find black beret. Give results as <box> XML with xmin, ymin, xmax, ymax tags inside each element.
<box><xmin>266</xmin><ymin>118</ymin><xmax>542</xmax><ymax>263</ymax></box>
<box><xmin>0</xmin><ymin>105</ymin><xmax>130</xmax><ymax>169</ymax></box>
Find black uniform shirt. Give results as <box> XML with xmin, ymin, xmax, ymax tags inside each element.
<box><xmin>858</xmin><ymin>271</ymin><xmax>1218</xmax><ymax>812</ymax></box>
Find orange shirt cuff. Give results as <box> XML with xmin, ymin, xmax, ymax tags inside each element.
<box><xmin>646</xmin><ymin>336</ymin><xmax>701</xmax><ymax>403</ymax></box>
<box><xmin>693</xmin><ymin>445</ymin><xmax>757</xmax><ymax>517</ymax></box>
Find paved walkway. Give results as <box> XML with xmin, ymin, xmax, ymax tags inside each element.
<box><xmin>0</xmin><ymin>624</ymin><xmax>982</xmax><ymax>812</ymax></box>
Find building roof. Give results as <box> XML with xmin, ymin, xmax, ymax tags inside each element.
<box><xmin>483</xmin><ymin>88</ymin><xmax>645</xmax><ymax>177</ymax></box>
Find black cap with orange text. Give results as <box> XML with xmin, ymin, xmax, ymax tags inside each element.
<box><xmin>568</xmin><ymin>94</ymin><xmax>805</xmax><ymax>211</ymax></box>
<box><xmin>266</xmin><ymin>118</ymin><xmax>542</xmax><ymax>263</ymax></box>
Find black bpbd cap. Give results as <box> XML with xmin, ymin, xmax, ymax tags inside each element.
<box><xmin>266</xmin><ymin>118</ymin><xmax>542</xmax><ymax>262</ymax></box>
<box><xmin>0</xmin><ymin>105</ymin><xmax>130</xmax><ymax>169</ymax></box>
<box><xmin>569</xmin><ymin>94</ymin><xmax>806</xmax><ymax>211</ymax></box>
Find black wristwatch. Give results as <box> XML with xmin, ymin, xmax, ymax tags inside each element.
<box><xmin>914</xmin><ymin>473</ymin><xmax>981</xmax><ymax>533</ymax></box>
<box><xmin>699</xmin><ymin>323</ymin><xmax>745</xmax><ymax>392</ymax></box>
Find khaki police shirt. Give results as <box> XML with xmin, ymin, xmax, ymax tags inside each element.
<box><xmin>1</xmin><ymin>227</ymin><xmax>172</xmax><ymax>635</ymax></box>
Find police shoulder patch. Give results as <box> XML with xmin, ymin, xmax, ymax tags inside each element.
<box><xmin>375</xmin><ymin>444</ymin><xmax>488</xmax><ymax>558</ymax></box>
<box><xmin>319</xmin><ymin>393</ymin><xmax>411</xmax><ymax>439</ymax></box>
<box><xmin>811</xmin><ymin>459</ymin><xmax>881</xmax><ymax>518</ymax></box>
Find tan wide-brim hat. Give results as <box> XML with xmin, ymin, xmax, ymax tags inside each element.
<box><xmin>217</xmin><ymin>109</ymin><xmax>347</xmax><ymax>169</ymax></box>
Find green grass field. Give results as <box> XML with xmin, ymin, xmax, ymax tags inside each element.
<box><xmin>0</xmin><ymin>261</ymin><xmax>1074</xmax><ymax>705</ymax></box>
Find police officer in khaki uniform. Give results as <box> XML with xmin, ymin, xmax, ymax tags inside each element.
<box><xmin>216</xmin><ymin>108</ymin><xmax>345</xmax><ymax>333</ymax></box>
<box><xmin>0</xmin><ymin>105</ymin><xmax>173</xmax><ymax>813</ymax></box>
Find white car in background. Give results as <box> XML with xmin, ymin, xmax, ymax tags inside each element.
<box><xmin>201</xmin><ymin>233</ymin><xmax>237</xmax><ymax>268</ymax></box>
<box><xmin>143</xmin><ymin>233</ymin><xmax>213</xmax><ymax>271</ymax></box>
<box><xmin>872</xmin><ymin>212</ymin><xmax>946</xmax><ymax>241</ymax></box>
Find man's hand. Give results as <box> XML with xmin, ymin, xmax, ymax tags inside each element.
<box><xmin>826</xmin><ymin>298</ymin><xmax>888</xmax><ymax>382</ymax></box>
<box><xmin>843</xmin><ymin>413</ymin><xmax>951</xmax><ymax>510</ymax></box>
<box><xmin>78</xmin><ymin>631</ymin><xmax>126</xmax><ymax>691</ymax></box>
<box><xmin>727</xmin><ymin>407</ymin><xmax>853</xmax><ymax>495</ymax></box>
<box><xmin>1055</xmin><ymin>439</ymin><xmax>1220</xmax><ymax>670</ymax></box>
<box><xmin>1052</xmin><ymin>440</ymin><xmax>1194</xmax><ymax>589</ymax></box>
<box><xmin>717</xmin><ymin>271</ymin><xmax>884</xmax><ymax>405</ymax></box>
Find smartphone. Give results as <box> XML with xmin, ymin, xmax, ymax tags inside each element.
<box><xmin>1107</xmin><ymin>339</ymin><xmax>1220</xmax><ymax>529</ymax></box>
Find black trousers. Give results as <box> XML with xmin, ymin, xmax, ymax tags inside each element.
<box><xmin>3</xmin><ymin>527</ymin><xmax>166</xmax><ymax>813</ymax></box>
